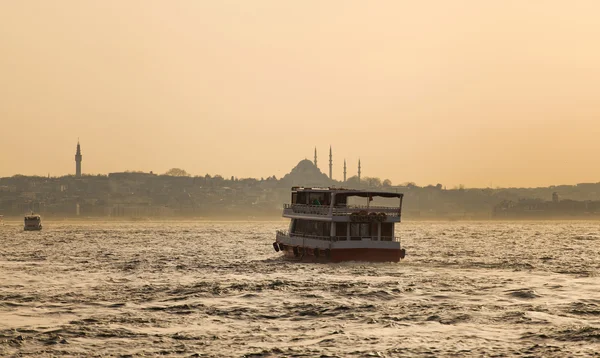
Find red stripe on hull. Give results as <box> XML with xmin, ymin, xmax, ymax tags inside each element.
<box><xmin>330</xmin><ymin>248</ymin><xmax>402</xmax><ymax>263</ymax></box>
<box><xmin>277</xmin><ymin>245</ymin><xmax>404</xmax><ymax>263</ymax></box>
<box><xmin>280</xmin><ymin>247</ymin><xmax>330</xmax><ymax>263</ymax></box>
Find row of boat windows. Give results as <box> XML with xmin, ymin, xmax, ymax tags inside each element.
<box><xmin>293</xmin><ymin>220</ymin><xmax>331</xmax><ymax>237</ymax></box>
<box><xmin>291</xmin><ymin>220</ymin><xmax>393</xmax><ymax>238</ymax></box>
<box><xmin>291</xmin><ymin>192</ymin><xmax>348</xmax><ymax>206</ymax></box>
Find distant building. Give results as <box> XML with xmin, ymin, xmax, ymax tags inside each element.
<box><xmin>329</xmin><ymin>146</ymin><xmax>333</xmax><ymax>180</ymax></box>
<box><xmin>304</xmin><ymin>145</ymin><xmax>362</xmax><ymax>185</ymax></box>
<box><xmin>75</xmin><ymin>140</ymin><xmax>82</xmax><ymax>177</ymax></box>
<box><xmin>280</xmin><ymin>159</ymin><xmax>333</xmax><ymax>187</ymax></box>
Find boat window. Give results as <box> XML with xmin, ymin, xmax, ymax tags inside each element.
<box><xmin>293</xmin><ymin>220</ymin><xmax>305</xmax><ymax>235</ymax></box>
<box><xmin>336</xmin><ymin>222</ymin><xmax>347</xmax><ymax>238</ymax></box>
<box><xmin>291</xmin><ymin>193</ymin><xmax>298</xmax><ymax>204</ymax></box>
<box><xmin>381</xmin><ymin>223</ymin><xmax>393</xmax><ymax>238</ymax></box>
<box><xmin>370</xmin><ymin>222</ymin><xmax>378</xmax><ymax>237</ymax></box>
<box><xmin>351</xmin><ymin>223</ymin><xmax>372</xmax><ymax>239</ymax></box>
<box><xmin>335</xmin><ymin>195</ymin><xmax>347</xmax><ymax>206</ymax></box>
<box><xmin>310</xmin><ymin>195</ymin><xmax>321</xmax><ymax>205</ymax></box>
<box><xmin>297</xmin><ymin>192</ymin><xmax>307</xmax><ymax>204</ymax></box>
<box><xmin>312</xmin><ymin>221</ymin><xmax>320</xmax><ymax>236</ymax></box>
<box><xmin>360</xmin><ymin>223</ymin><xmax>370</xmax><ymax>237</ymax></box>
<box><xmin>308</xmin><ymin>193</ymin><xmax>327</xmax><ymax>206</ymax></box>
<box><xmin>350</xmin><ymin>223</ymin><xmax>360</xmax><ymax>239</ymax></box>
<box><xmin>323</xmin><ymin>222</ymin><xmax>331</xmax><ymax>236</ymax></box>
<box><xmin>293</xmin><ymin>220</ymin><xmax>330</xmax><ymax>237</ymax></box>
<box><xmin>290</xmin><ymin>219</ymin><xmax>297</xmax><ymax>233</ymax></box>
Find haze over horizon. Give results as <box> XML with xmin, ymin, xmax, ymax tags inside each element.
<box><xmin>1</xmin><ymin>1</ymin><xmax>600</xmax><ymax>188</ymax></box>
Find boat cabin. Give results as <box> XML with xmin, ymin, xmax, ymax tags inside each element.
<box><xmin>290</xmin><ymin>187</ymin><xmax>402</xmax><ymax>207</ymax></box>
<box><xmin>24</xmin><ymin>214</ymin><xmax>42</xmax><ymax>231</ymax></box>
<box><xmin>284</xmin><ymin>187</ymin><xmax>403</xmax><ymax>242</ymax></box>
<box><xmin>288</xmin><ymin>219</ymin><xmax>397</xmax><ymax>241</ymax></box>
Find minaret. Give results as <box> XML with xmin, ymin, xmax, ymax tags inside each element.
<box><xmin>314</xmin><ymin>147</ymin><xmax>318</xmax><ymax>167</ymax></box>
<box><xmin>358</xmin><ymin>159</ymin><xmax>361</xmax><ymax>184</ymax></box>
<box><xmin>329</xmin><ymin>146</ymin><xmax>333</xmax><ymax>180</ymax></box>
<box><xmin>343</xmin><ymin>159</ymin><xmax>347</xmax><ymax>183</ymax></box>
<box><xmin>75</xmin><ymin>140</ymin><xmax>82</xmax><ymax>177</ymax></box>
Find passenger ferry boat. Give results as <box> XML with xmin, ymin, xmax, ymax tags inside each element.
<box><xmin>24</xmin><ymin>213</ymin><xmax>42</xmax><ymax>231</ymax></box>
<box><xmin>274</xmin><ymin>187</ymin><xmax>406</xmax><ymax>262</ymax></box>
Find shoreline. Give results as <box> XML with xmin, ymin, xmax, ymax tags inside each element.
<box><xmin>3</xmin><ymin>216</ymin><xmax>600</xmax><ymax>224</ymax></box>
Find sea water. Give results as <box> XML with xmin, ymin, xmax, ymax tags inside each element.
<box><xmin>0</xmin><ymin>221</ymin><xmax>599</xmax><ymax>357</ymax></box>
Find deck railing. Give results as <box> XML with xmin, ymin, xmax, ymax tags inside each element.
<box><xmin>276</xmin><ymin>230</ymin><xmax>397</xmax><ymax>242</ymax></box>
<box><xmin>283</xmin><ymin>204</ymin><xmax>401</xmax><ymax>217</ymax></box>
<box><xmin>283</xmin><ymin>204</ymin><xmax>329</xmax><ymax>215</ymax></box>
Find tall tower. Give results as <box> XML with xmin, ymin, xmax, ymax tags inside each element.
<box><xmin>343</xmin><ymin>159</ymin><xmax>347</xmax><ymax>183</ymax></box>
<box><xmin>75</xmin><ymin>140</ymin><xmax>82</xmax><ymax>177</ymax></box>
<box><xmin>329</xmin><ymin>146</ymin><xmax>333</xmax><ymax>179</ymax></box>
<box><xmin>358</xmin><ymin>159</ymin><xmax>361</xmax><ymax>184</ymax></box>
<box><xmin>314</xmin><ymin>147</ymin><xmax>318</xmax><ymax>167</ymax></box>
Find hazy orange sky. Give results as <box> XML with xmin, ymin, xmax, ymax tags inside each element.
<box><xmin>1</xmin><ymin>1</ymin><xmax>600</xmax><ymax>188</ymax></box>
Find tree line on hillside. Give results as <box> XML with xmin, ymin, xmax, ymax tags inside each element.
<box><xmin>7</xmin><ymin>168</ymin><xmax>600</xmax><ymax>204</ymax></box>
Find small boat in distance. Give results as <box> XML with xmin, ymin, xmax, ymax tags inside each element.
<box><xmin>24</xmin><ymin>213</ymin><xmax>42</xmax><ymax>231</ymax></box>
<box><xmin>273</xmin><ymin>187</ymin><xmax>406</xmax><ymax>262</ymax></box>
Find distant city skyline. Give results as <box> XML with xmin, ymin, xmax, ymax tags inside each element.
<box><xmin>2</xmin><ymin>2</ymin><xmax>600</xmax><ymax>188</ymax></box>
<box><xmin>2</xmin><ymin>137</ymin><xmax>600</xmax><ymax>189</ymax></box>
<box><xmin>3</xmin><ymin>140</ymin><xmax>600</xmax><ymax>190</ymax></box>
<box><xmin>42</xmin><ymin>141</ymin><xmax>374</xmax><ymax>184</ymax></box>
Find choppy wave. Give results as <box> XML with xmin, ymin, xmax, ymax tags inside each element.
<box><xmin>1</xmin><ymin>221</ymin><xmax>600</xmax><ymax>357</ymax></box>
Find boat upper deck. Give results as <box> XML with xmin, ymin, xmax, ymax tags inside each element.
<box><xmin>283</xmin><ymin>187</ymin><xmax>403</xmax><ymax>221</ymax></box>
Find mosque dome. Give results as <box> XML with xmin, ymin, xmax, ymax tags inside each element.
<box><xmin>291</xmin><ymin>159</ymin><xmax>317</xmax><ymax>173</ymax></box>
<box><xmin>281</xmin><ymin>159</ymin><xmax>332</xmax><ymax>186</ymax></box>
